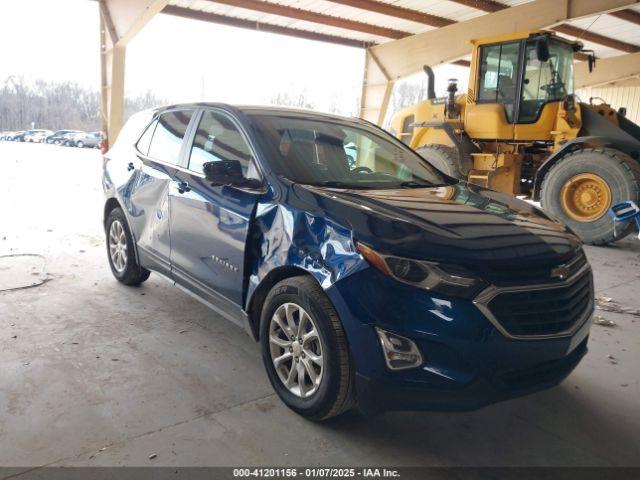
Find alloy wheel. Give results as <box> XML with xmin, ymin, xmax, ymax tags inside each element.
<box><xmin>269</xmin><ymin>302</ymin><xmax>324</xmax><ymax>398</ymax></box>
<box><xmin>108</xmin><ymin>220</ymin><xmax>128</xmax><ymax>273</ymax></box>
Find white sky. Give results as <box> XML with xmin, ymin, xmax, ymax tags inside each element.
<box><xmin>0</xmin><ymin>0</ymin><xmax>465</xmax><ymax>116</ymax></box>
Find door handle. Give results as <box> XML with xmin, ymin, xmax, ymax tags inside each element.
<box><xmin>177</xmin><ymin>181</ymin><xmax>191</xmax><ymax>194</ymax></box>
<box><xmin>127</xmin><ymin>162</ymin><xmax>135</xmax><ymax>171</ymax></box>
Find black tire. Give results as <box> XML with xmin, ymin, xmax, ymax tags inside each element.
<box><xmin>260</xmin><ymin>276</ymin><xmax>354</xmax><ymax>421</ymax></box>
<box><xmin>541</xmin><ymin>148</ymin><xmax>640</xmax><ymax>245</ymax></box>
<box><xmin>416</xmin><ymin>144</ymin><xmax>465</xmax><ymax>179</ymax></box>
<box><xmin>76</xmin><ymin>140</ymin><xmax>84</xmax><ymax>148</ymax></box>
<box><xmin>105</xmin><ymin>207</ymin><xmax>150</xmax><ymax>285</ymax></box>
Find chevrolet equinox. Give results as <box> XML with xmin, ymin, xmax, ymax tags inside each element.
<box><xmin>102</xmin><ymin>104</ymin><xmax>594</xmax><ymax>420</ymax></box>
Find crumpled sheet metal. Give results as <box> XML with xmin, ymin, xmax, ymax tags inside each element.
<box><xmin>246</xmin><ymin>201</ymin><xmax>365</xmax><ymax>305</ymax></box>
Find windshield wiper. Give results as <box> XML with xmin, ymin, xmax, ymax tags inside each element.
<box><xmin>399</xmin><ymin>180</ymin><xmax>431</xmax><ymax>188</ymax></box>
<box><xmin>314</xmin><ymin>181</ymin><xmax>372</xmax><ymax>189</ymax></box>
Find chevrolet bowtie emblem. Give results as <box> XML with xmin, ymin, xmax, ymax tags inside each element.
<box><xmin>551</xmin><ymin>265</ymin><xmax>570</xmax><ymax>280</ymax></box>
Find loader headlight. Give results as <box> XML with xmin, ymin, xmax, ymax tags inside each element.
<box><xmin>356</xmin><ymin>242</ymin><xmax>484</xmax><ymax>299</ymax></box>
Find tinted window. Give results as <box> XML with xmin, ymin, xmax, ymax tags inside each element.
<box><xmin>519</xmin><ymin>40</ymin><xmax>574</xmax><ymax>123</ymax></box>
<box><xmin>248</xmin><ymin>114</ymin><xmax>450</xmax><ymax>189</ymax></box>
<box><xmin>188</xmin><ymin>111</ymin><xmax>254</xmax><ymax>176</ymax></box>
<box><xmin>478</xmin><ymin>42</ymin><xmax>520</xmax><ymax>122</ymax></box>
<box><xmin>136</xmin><ymin>119</ymin><xmax>157</xmax><ymax>155</ymax></box>
<box><xmin>148</xmin><ymin>110</ymin><xmax>193</xmax><ymax>164</ymax></box>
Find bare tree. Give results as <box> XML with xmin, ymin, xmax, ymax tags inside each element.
<box><xmin>391</xmin><ymin>80</ymin><xmax>428</xmax><ymax>113</ymax></box>
<box><xmin>0</xmin><ymin>76</ymin><xmax>163</xmax><ymax>132</ymax></box>
<box><xmin>269</xmin><ymin>89</ymin><xmax>315</xmax><ymax>110</ymax></box>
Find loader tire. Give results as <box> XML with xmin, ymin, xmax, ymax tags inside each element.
<box><xmin>416</xmin><ymin>144</ymin><xmax>465</xmax><ymax>180</ymax></box>
<box><xmin>540</xmin><ymin>148</ymin><xmax>640</xmax><ymax>246</ymax></box>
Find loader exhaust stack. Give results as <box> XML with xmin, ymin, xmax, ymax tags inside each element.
<box><xmin>423</xmin><ymin>65</ymin><xmax>436</xmax><ymax>100</ymax></box>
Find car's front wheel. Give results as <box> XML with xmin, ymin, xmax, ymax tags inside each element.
<box><xmin>260</xmin><ymin>276</ymin><xmax>354</xmax><ymax>421</ymax></box>
<box><xmin>76</xmin><ymin>140</ymin><xmax>84</xmax><ymax>148</ymax></box>
<box><xmin>105</xmin><ymin>207</ymin><xmax>150</xmax><ymax>285</ymax></box>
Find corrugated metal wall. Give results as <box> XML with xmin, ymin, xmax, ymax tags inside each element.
<box><xmin>577</xmin><ymin>85</ymin><xmax>640</xmax><ymax>125</ymax></box>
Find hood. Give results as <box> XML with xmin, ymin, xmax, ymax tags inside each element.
<box><xmin>293</xmin><ymin>182</ymin><xmax>581</xmax><ymax>270</ymax></box>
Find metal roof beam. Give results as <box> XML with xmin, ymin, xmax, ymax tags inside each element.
<box><xmin>551</xmin><ymin>24</ymin><xmax>639</xmax><ymax>53</ymax></box>
<box><xmin>370</xmin><ymin>0</ymin><xmax>640</xmax><ymax>80</ymax></box>
<box><xmin>98</xmin><ymin>0</ymin><xmax>119</xmax><ymax>44</ymax></box>
<box><xmin>447</xmin><ymin>0</ymin><xmax>505</xmax><ymax>13</ymax></box>
<box><xmin>101</xmin><ymin>0</ymin><xmax>170</xmax><ymax>47</ymax></box>
<box><xmin>204</xmin><ymin>0</ymin><xmax>409</xmax><ymax>39</ymax></box>
<box><xmin>323</xmin><ymin>0</ymin><xmax>454</xmax><ymax>28</ymax></box>
<box><xmin>448</xmin><ymin>0</ymin><xmax>640</xmax><ymax>53</ymax></box>
<box><xmin>162</xmin><ymin>5</ymin><xmax>372</xmax><ymax>48</ymax></box>
<box><xmin>609</xmin><ymin>8</ymin><xmax>640</xmax><ymax>25</ymax></box>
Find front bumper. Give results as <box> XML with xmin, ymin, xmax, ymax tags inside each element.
<box><xmin>325</xmin><ymin>267</ymin><xmax>592</xmax><ymax>413</ymax></box>
<box><xmin>355</xmin><ymin>335</ymin><xmax>588</xmax><ymax>413</ymax></box>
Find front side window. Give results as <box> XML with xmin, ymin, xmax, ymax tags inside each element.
<box><xmin>147</xmin><ymin>110</ymin><xmax>194</xmax><ymax>165</ymax></box>
<box><xmin>248</xmin><ymin>114</ymin><xmax>450</xmax><ymax>189</ymax></box>
<box><xmin>477</xmin><ymin>41</ymin><xmax>521</xmax><ymax>122</ymax></box>
<box><xmin>519</xmin><ymin>39</ymin><xmax>574</xmax><ymax>123</ymax></box>
<box><xmin>188</xmin><ymin>111</ymin><xmax>255</xmax><ymax>177</ymax></box>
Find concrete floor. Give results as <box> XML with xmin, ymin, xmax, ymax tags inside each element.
<box><xmin>1</xmin><ymin>142</ymin><xmax>639</xmax><ymax>468</ymax></box>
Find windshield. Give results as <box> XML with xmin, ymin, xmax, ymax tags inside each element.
<box><xmin>519</xmin><ymin>38</ymin><xmax>574</xmax><ymax>122</ymax></box>
<box><xmin>248</xmin><ymin>114</ymin><xmax>451</xmax><ymax>189</ymax></box>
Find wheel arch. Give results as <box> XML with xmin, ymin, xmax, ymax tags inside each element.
<box><xmin>245</xmin><ymin>266</ymin><xmax>319</xmax><ymax>342</ymax></box>
<box><xmin>103</xmin><ymin>197</ymin><xmax>122</xmax><ymax>228</ymax></box>
<box><xmin>104</xmin><ymin>197</ymin><xmax>144</xmax><ymax>266</ymax></box>
<box><xmin>533</xmin><ymin>136</ymin><xmax>640</xmax><ymax>200</ymax></box>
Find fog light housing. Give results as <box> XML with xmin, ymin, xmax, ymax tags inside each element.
<box><xmin>375</xmin><ymin>327</ymin><xmax>423</xmax><ymax>370</ymax></box>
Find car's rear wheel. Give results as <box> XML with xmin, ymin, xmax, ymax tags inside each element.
<box><xmin>76</xmin><ymin>141</ymin><xmax>84</xmax><ymax>148</ymax></box>
<box><xmin>260</xmin><ymin>276</ymin><xmax>354</xmax><ymax>421</ymax></box>
<box><xmin>105</xmin><ymin>207</ymin><xmax>150</xmax><ymax>285</ymax></box>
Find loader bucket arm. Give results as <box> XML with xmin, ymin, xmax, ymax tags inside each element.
<box><xmin>532</xmin><ymin>105</ymin><xmax>640</xmax><ymax>200</ymax></box>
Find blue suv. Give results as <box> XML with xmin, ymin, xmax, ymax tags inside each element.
<box><xmin>102</xmin><ymin>104</ymin><xmax>594</xmax><ymax>420</ymax></box>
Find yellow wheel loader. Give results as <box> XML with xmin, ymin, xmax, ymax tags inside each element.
<box><xmin>390</xmin><ymin>31</ymin><xmax>640</xmax><ymax>245</ymax></box>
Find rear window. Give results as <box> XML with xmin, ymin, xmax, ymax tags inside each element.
<box><xmin>136</xmin><ymin>119</ymin><xmax>157</xmax><ymax>155</ymax></box>
<box><xmin>109</xmin><ymin>110</ymin><xmax>156</xmax><ymax>156</ymax></box>
<box><xmin>148</xmin><ymin>110</ymin><xmax>194</xmax><ymax>165</ymax></box>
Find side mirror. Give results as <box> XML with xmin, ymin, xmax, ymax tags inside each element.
<box><xmin>536</xmin><ymin>37</ymin><xmax>550</xmax><ymax>62</ymax></box>
<box><xmin>203</xmin><ymin>160</ymin><xmax>261</xmax><ymax>189</ymax></box>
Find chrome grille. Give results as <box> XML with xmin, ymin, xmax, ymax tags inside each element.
<box><xmin>480</xmin><ymin>250</ymin><xmax>587</xmax><ymax>287</ymax></box>
<box><xmin>474</xmin><ymin>263</ymin><xmax>594</xmax><ymax>339</ymax></box>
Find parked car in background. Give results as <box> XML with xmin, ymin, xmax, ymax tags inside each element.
<box><xmin>61</xmin><ymin>131</ymin><xmax>87</xmax><ymax>147</ymax></box>
<box><xmin>0</xmin><ymin>131</ymin><xmax>14</xmax><ymax>141</ymax></box>
<box><xmin>102</xmin><ymin>104</ymin><xmax>594</xmax><ymax>420</ymax></box>
<box><xmin>46</xmin><ymin>130</ymin><xmax>83</xmax><ymax>145</ymax></box>
<box><xmin>74</xmin><ymin>131</ymin><xmax>103</xmax><ymax>148</ymax></box>
<box><xmin>24</xmin><ymin>130</ymin><xmax>53</xmax><ymax>143</ymax></box>
<box><xmin>11</xmin><ymin>131</ymin><xmax>29</xmax><ymax>142</ymax></box>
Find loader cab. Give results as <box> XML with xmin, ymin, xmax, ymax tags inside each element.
<box><xmin>466</xmin><ymin>32</ymin><xmax>577</xmax><ymax>141</ymax></box>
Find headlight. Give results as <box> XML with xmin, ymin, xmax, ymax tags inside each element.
<box><xmin>356</xmin><ymin>242</ymin><xmax>484</xmax><ymax>299</ymax></box>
